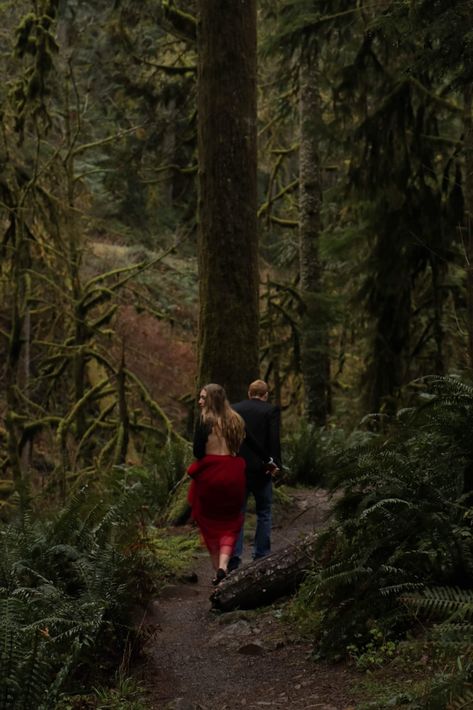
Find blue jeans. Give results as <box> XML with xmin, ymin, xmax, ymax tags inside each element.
<box><xmin>233</xmin><ymin>477</ymin><xmax>272</xmax><ymax>561</ymax></box>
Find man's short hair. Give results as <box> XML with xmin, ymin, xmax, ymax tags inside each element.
<box><xmin>248</xmin><ymin>379</ymin><xmax>268</xmax><ymax>398</ymax></box>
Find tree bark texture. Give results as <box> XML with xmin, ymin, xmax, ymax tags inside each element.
<box><xmin>210</xmin><ymin>532</ymin><xmax>319</xmax><ymax>611</ymax></box>
<box><xmin>463</xmin><ymin>85</ymin><xmax>473</xmax><ymax>371</ymax></box>
<box><xmin>365</xmin><ymin>273</ymin><xmax>411</xmax><ymax>415</ymax></box>
<box><xmin>197</xmin><ymin>0</ymin><xmax>259</xmax><ymax>402</ymax></box>
<box><xmin>298</xmin><ymin>56</ymin><xmax>330</xmax><ymax>425</ymax></box>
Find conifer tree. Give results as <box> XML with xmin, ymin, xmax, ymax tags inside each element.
<box><xmin>196</xmin><ymin>0</ymin><xmax>259</xmax><ymax>401</ymax></box>
<box><xmin>299</xmin><ymin>51</ymin><xmax>330</xmax><ymax>424</ymax></box>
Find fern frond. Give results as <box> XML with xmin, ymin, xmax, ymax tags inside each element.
<box><xmin>449</xmin><ymin>687</ymin><xmax>473</xmax><ymax>710</ymax></box>
<box><xmin>360</xmin><ymin>497</ymin><xmax>411</xmax><ymax>518</ymax></box>
<box><xmin>315</xmin><ymin>566</ymin><xmax>373</xmax><ymax>593</ymax></box>
<box><xmin>402</xmin><ymin>587</ymin><xmax>473</xmax><ymax>618</ymax></box>
<box><xmin>380</xmin><ymin>582</ymin><xmax>424</xmax><ymax>596</ymax></box>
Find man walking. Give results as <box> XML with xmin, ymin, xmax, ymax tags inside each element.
<box><xmin>229</xmin><ymin>379</ymin><xmax>282</xmax><ymax>571</ymax></box>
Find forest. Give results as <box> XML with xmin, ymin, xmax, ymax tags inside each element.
<box><xmin>0</xmin><ymin>0</ymin><xmax>472</xmax><ymax>708</ymax></box>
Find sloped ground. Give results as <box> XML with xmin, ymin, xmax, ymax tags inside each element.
<box><xmin>86</xmin><ymin>241</ymin><xmax>198</xmax><ymax>434</ymax></box>
<box><xmin>138</xmin><ymin>489</ymin><xmax>359</xmax><ymax>710</ymax></box>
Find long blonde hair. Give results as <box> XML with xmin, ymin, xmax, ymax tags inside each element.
<box><xmin>200</xmin><ymin>383</ymin><xmax>245</xmax><ymax>455</ymax></box>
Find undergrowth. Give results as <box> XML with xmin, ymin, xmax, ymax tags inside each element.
<box><xmin>290</xmin><ymin>375</ymin><xmax>473</xmax><ymax>708</ymax></box>
<box><xmin>0</xmin><ymin>450</ymin><xmax>188</xmax><ymax>709</ymax></box>
<box><xmin>282</xmin><ymin>422</ymin><xmax>372</xmax><ymax>486</ymax></box>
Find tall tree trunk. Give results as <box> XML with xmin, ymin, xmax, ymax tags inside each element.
<box><xmin>464</xmin><ymin>85</ymin><xmax>473</xmax><ymax>370</ymax></box>
<box><xmin>366</xmin><ymin>287</ymin><xmax>411</xmax><ymax>415</ymax></box>
<box><xmin>197</xmin><ymin>0</ymin><xmax>259</xmax><ymax>402</ymax></box>
<box><xmin>430</xmin><ymin>256</ymin><xmax>445</xmax><ymax>376</ymax></box>
<box><xmin>298</xmin><ymin>55</ymin><xmax>330</xmax><ymax>425</ymax></box>
<box><xmin>5</xmin><ymin>213</ymin><xmax>31</xmax><ymax>509</ymax></box>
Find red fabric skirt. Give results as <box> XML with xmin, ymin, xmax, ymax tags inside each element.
<box><xmin>187</xmin><ymin>454</ymin><xmax>246</xmax><ymax>554</ymax></box>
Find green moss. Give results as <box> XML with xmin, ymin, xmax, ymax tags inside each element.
<box><xmin>148</xmin><ymin>527</ymin><xmax>201</xmax><ymax>579</ymax></box>
<box><xmin>164</xmin><ymin>477</ymin><xmax>191</xmax><ymax>524</ymax></box>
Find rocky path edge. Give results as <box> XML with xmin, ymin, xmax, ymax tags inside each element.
<box><xmin>136</xmin><ymin>488</ymin><xmax>359</xmax><ymax>710</ymax></box>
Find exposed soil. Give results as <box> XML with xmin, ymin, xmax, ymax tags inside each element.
<box><xmin>138</xmin><ymin>489</ymin><xmax>360</xmax><ymax>710</ymax></box>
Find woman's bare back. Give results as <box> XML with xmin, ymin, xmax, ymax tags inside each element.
<box><xmin>205</xmin><ymin>427</ymin><xmax>233</xmax><ymax>456</ymax></box>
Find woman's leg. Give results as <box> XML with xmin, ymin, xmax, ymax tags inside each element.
<box><xmin>218</xmin><ymin>551</ymin><xmax>230</xmax><ymax>571</ymax></box>
<box><xmin>218</xmin><ymin>544</ymin><xmax>233</xmax><ymax>572</ymax></box>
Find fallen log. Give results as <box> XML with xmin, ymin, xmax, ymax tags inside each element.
<box><xmin>210</xmin><ymin>532</ymin><xmax>319</xmax><ymax>611</ymax></box>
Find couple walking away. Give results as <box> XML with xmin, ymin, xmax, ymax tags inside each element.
<box><xmin>187</xmin><ymin>380</ymin><xmax>281</xmax><ymax>586</ymax></box>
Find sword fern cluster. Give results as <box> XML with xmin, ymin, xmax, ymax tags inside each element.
<box><xmin>0</xmin><ymin>485</ymin><xmax>157</xmax><ymax>709</ymax></box>
<box><xmin>297</xmin><ymin>376</ymin><xmax>473</xmax><ymax>662</ymax></box>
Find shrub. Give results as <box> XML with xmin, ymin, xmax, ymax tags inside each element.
<box><xmin>0</xmin><ymin>484</ymin><xmax>160</xmax><ymax>708</ymax></box>
<box><xmin>402</xmin><ymin>587</ymin><xmax>473</xmax><ymax>709</ymax></box>
<box><xmin>294</xmin><ymin>376</ymin><xmax>473</xmax><ymax>661</ymax></box>
<box><xmin>282</xmin><ymin>422</ymin><xmax>371</xmax><ymax>487</ymax></box>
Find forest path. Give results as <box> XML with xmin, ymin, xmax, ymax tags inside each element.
<box><xmin>139</xmin><ymin>488</ymin><xmax>359</xmax><ymax>710</ymax></box>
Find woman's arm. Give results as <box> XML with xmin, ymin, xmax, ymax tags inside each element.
<box><xmin>192</xmin><ymin>419</ymin><xmax>211</xmax><ymax>459</ymax></box>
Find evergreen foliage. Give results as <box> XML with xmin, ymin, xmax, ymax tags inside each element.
<box><xmin>295</xmin><ymin>376</ymin><xmax>473</xmax><ymax>661</ymax></box>
<box><xmin>283</xmin><ymin>422</ymin><xmax>361</xmax><ymax>486</ymax></box>
<box><xmin>0</xmin><ymin>482</ymin><xmax>162</xmax><ymax>708</ymax></box>
<box><xmin>402</xmin><ymin>586</ymin><xmax>473</xmax><ymax>708</ymax></box>
<box><xmin>0</xmin><ymin>0</ymin><xmax>195</xmax><ymax>507</ymax></box>
<box><xmin>1</xmin><ymin>0</ymin><xmax>473</xmax><ymax>703</ymax></box>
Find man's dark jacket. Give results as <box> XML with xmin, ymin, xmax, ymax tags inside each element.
<box><xmin>232</xmin><ymin>398</ymin><xmax>281</xmax><ymax>486</ymax></box>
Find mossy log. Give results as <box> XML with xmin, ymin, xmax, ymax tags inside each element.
<box><xmin>210</xmin><ymin>532</ymin><xmax>319</xmax><ymax>612</ymax></box>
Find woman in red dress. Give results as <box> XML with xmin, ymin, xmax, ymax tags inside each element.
<box><xmin>187</xmin><ymin>383</ymin><xmax>247</xmax><ymax>585</ymax></box>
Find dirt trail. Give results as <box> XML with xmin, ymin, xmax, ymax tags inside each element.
<box><xmin>139</xmin><ymin>489</ymin><xmax>359</xmax><ymax>710</ymax></box>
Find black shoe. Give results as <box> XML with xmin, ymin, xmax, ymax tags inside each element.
<box><xmin>212</xmin><ymin>568</ymin><xmax>227</xmax><ymax>586</ymax></box>
<box><xmin>227</xmin><ymin>556</ymin><xmax>241</xmax><ymax>573</ymax></box>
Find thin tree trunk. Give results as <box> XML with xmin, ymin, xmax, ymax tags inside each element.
<box><xmin>298</xmin><ymin>55</ymin><xmax>330</xmax><ymax>425</ymax></box>
<box><xmin>366</xmin><ymin>288</ymin><xmax>411</xmax><ymax>415</ymax></box>
<box><xmin>5</xmin><ymin>211</ymin><xmax>31</xmax><ymax>509</ymax></box>
<box><xmin>430</xmin><ymin>256</ymin><xmax>444</xmax><ymax>375</ymax></box>
<box><xmin>115</xmin><ymin>342</ymin><xmax>130</xmax><ymax>465</ymax></box>
<box><xmin>197</xmin><ymin>0</ymin><xmax>259</xmax><ymax>402</ymax></box>
<box><xmin>163</xmin><ymin>97</ymin><xmax>177</xmax><ymax>202</ymax></box>
<box><xmin>463</xmin><ymin>85</ymin><xmax>473</xmax><ymax>370</ymax></box>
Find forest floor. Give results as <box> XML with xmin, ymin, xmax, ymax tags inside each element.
<box><xmin>135</xmin><ymin>488</ymin><xmax>365</xmax><ymax>710</ymax></box>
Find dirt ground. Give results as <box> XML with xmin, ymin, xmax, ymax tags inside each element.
<box><xmin>138</xmin><ymin>489</ymin><xmax>361</xmax><ymax>710</ymax></box>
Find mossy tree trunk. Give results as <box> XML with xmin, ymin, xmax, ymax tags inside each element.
<box><xmin>464</xmin><ymin>85</ymin><xmax>473</xmax><ymax>371</ymax></box>
<box><xmin>196</xmin><ymin>0</ymin><xmax>259</xmax><ymax>402</ymax></box>
<box><xmin>298</xmin><ymin>54</ymin><xmax>330</xmax><ymax>425</ymax></box>
<box><xmin>4</xmin><ymin>202</ymin><xmax>32</xmax><ymax>510</ymax></box>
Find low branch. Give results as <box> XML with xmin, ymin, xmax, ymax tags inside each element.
<box><xmin>161</xmin><ymin>0</ymin><xmax>197</xmax><ymax>43</ymax></box>
<box><xmin>408</xmin><ymin>76</ymin><xmax>463</xmax><ymax>114</ymax></box>
<box><xmin>258</xmin><ymin>179</ymin><xmax>299</xmax><ymax>218</ymax></box>
<box><xmin>270</xmin><ymin>215</ymin><xmax>299</xmax><ymax>228</ymax></box>
<box><xmin>72</xmin><ymin>125</ymin><xmax>145</xmax><ymax>158</ymax></box>
<box><xmin>131</xmin><ymin>54</ymin><xmax>196</xmax><ymax>74</ymax></box>
<box><xmin>124</xmin><ymin>368</ymin><xmax>188</xmax><ymax>446</ymax></box>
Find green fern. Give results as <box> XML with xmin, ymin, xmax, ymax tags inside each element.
<box><xmin>401</xmin><ymin>587</ymin><xmax>473</xmax><ymax>709</ymax></box>
<box><xmin>295</xmin><ymin>375</ymin><xmax>473</xmax><ymax>662</ymax></box>
<box><xmin>0</xmin><ymin>478</ymin><xmax>162</xmax><ymax>707</ymax></box>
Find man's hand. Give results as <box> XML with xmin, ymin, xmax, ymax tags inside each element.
<box><xmin>262</xmin><ymin>458</ymin><xmax>280</xmax><ymax>479</ymax></box>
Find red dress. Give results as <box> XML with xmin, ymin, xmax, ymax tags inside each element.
<box><xmin>187</xmin><ymin>454</ymin><xmax>246</xmax><ymax>554</ymax></box>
